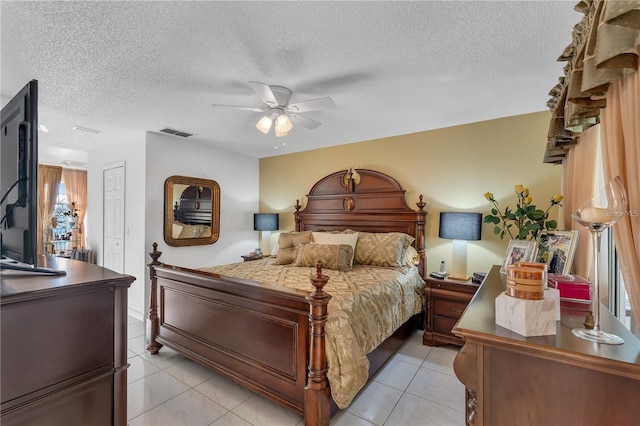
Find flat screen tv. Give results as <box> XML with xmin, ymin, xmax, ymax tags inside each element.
<box><xmin>1</xmin><ymin>80</ymin><xmax>63</xmax><ymax>275</ymax></box>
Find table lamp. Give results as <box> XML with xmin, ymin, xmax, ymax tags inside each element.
<box><xmin>254</xmin><ymin>213</ymin><xmax>279</xmax><ymax>255</ymax></box>
<box><xmin>439</xmin><ymin>212</ymin><xmax>482</xmax><ymax>281</ymax></box>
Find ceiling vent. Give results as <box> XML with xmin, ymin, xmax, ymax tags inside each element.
<box><xmin>159</xmin><ymin>127</ymin><xmax>194</xmax><ymax>138</ymax></box>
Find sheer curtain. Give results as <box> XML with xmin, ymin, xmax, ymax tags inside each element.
<box><xmin>62</xmin><ymin>168</ymin><xmax>88</xmax><ymax>249</ymax></box>
<box><xmin>600</xmin><ymin>50</ymin><xmax>640</xmax><ymax>331</ymax></box>
<box><xmin>37</xmin><ymin>165</ymin><xmax>62</xmax><ymax>255</ymax></box>
<box><xmin>561</xmin><ymin>125</ymin><xmax>600</xmax><ymax>279</ymax></box>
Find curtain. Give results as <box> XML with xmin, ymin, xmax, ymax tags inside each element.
<box><xmin>62</xmin><ymin>168</ymin><xmax>88</xmax><ymax>249</ymax></box>
<box><xmin>545</xmin><ymin>0</ymin><xmax>640</xmax><ymax>164</ymax></box>
<box><xmin>600</xmin><ymin>49</ymin><xmax>640</xmax><ymax>331</ymax></box>
<box><xmin>37</xmin><ymin>165</ymin><xmax>62</xmax><ymax>255</ymax></box>
<box><xmin>561</xmin><ymin>125</ymin><xmax>600</xmax><ymax>278</ymax></box>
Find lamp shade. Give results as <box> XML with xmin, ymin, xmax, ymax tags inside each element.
<box><xmin>439</xmin><ymin>212</ymin><xmax>482</xmax><ymax>241</ymax></box>
<box><xmin>254</xmin><ymin>213</ymin><xmax>279</xmax><ymax>231</ymax></box>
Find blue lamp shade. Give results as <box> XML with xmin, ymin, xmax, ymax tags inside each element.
<box><xmin>254</xmin><ymin>213</ymin><xmax>279</xmax><ymax>231</ymax></box>
<box><xmin>439</xmin><ymin>212</ymin><xmax>482</xmax><ymax>241</ymax></box>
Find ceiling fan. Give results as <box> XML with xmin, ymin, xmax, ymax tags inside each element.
<box><xmin>212</xmin><ymin>81</ymin><xmax>335</xmax><ymax>137</ymax></box>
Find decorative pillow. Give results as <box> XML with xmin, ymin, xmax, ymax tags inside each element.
<box><xmin>404</xmin><ymin>245</ymin><xmax>420</xmax><ymax>267</ymax></box>
<box><xmin>293</xmin><ymin>243</ymin><xmax>353</xmax><ymax>272</ymax></box>
<box><xmin>312</xmin><ymin>231</ymin><xmax>359</xmax><ymax>266</ymax></box>
<box><xmin>353</xmin><ymin>232</ymin><xmax>415</xmax><ymax>267</ymax></box>
<box><xmin>275</xmin><ymin>231</ymin><xmax>312</xmax><ymax>265</ymax></box>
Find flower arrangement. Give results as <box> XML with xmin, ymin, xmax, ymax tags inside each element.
<box><xmin>484</xmin><ymin>185</ymin><xmax>563</xmax><ymax>240</ymax></box>
<box><xmin>63</xmin><ymin>201</ymin><xmax>80</xmax><ymax>221</ymax></box>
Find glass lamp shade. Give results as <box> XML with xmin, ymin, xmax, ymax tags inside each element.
<box><xmin>275</xmin><ymin>114</ymin><xmax>293</xmax><ymax>137</ymax></box>
<box><xmin>256</xmin><ymin>116</ymin><xmax>273</xmax><ymax>134</ymax></box>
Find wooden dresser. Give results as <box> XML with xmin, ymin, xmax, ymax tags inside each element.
<box><xmin>453</xmin><ymin>265</ymin><xmax>640</xmax><ymax>426</ymax></box>
<box><xmin>1</xmin><ymin>256</ymin><xmax>135</xmax><ymax>426</ymax></box>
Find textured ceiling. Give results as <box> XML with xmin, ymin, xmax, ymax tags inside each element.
<box><xmin>1</xmin><ymin>1</ymin><xmax>579</xmax><ymax>162</ymax></box>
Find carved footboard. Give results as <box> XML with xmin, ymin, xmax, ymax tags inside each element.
<box><xmin>147</xmin><ymin>243</ymin><xmax>331</xmax><ymax>426</ymax></box>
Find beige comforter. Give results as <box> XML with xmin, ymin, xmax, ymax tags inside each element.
<box><xmin>199</xmin><ymin>257</ymin><xmax>424</xmax><ymax>408</ymax></box>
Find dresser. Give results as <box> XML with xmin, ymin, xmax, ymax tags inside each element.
<box><xmin>423</xmin><ymin>276</ymin><xmax>479</xmax><ymax>346</ymax></box>
<box><xmin>453</xmin><ymin>265</ymin><xmax>640</xmax><ymax>426</ymax></box>
<box><xmin>0</xmin><ymin>256</ymin><xmax>135</xmax><ymax>425</ymax></box>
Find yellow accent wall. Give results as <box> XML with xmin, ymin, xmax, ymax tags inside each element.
<box><xmin>259</xmin><ymin>111</ymin><xmax>562</xmax><ymax>276</ymax></box>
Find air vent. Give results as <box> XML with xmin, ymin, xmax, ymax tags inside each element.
<box><xmin>72</xmin><ymin>125</ymin><xmax>101</xmax><ymax>134</ymax></box>
<box><xmin>159</xmin><ymin>127</ymin><xmax>194</xmax><ymax>138</ymax></box>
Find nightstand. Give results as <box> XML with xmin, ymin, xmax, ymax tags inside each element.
<box><xmin>241</xmin><ymin>254</ymin><xmax>263</xmax><ymax>262</ymax></box>
<box><xmin>423</xmin><ymin>276</ymin><xmax>479</xmax><ymax>346</ymax></box>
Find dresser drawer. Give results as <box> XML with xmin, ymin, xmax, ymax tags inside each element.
<box><xmin>433</xmin><ymin>316</ymin><xmax>458</xmax><ymax>336</ymax></box>
<box><xmin>433</xmin><ymin>299</ymin><xmax>467</xmax><ymax>320</ymax></box>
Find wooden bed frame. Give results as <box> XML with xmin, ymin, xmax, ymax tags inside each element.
<box><xmin>147</xmin><ymin>169</ymin><xmax>427</xmax><ymax>426</ymax></box>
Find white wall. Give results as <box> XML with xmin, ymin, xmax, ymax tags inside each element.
<box><xmin>87</xmin><ymin>131</ymin><xmax>148</xmax><ymax>320</ymax></box>
<box><xmin>144</xmin><ymin>132</ymin><xmax>259</xmax><ymax>307</ymax></box>
<box><xmin>88</xmin><ymin>131</ymin><xmax>259</xmax><ymax>321</ymax></box>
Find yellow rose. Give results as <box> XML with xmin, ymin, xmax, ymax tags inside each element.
<box><xmin>523</xmin><ymin>188</ymin><xmax>529</xmax><ymax>197</ymax></box>
<box><xmin>514</xmin><ymin>185</ymin><xmax>524</xmax><ymax>194</ymax></box>
<box><xmin>552</xmin><ymin>194</ymin><xmax>564</xmax><ymax>203</ymax></box>
<box><xmin>484</xmin><ymin>192</ymin><xmax>493</xmax><ymax>201</ymax></box>
<box><xmin>524</xmin><ymin>195</ymin><xmax>533</xmax><ymax>205</ymax></box>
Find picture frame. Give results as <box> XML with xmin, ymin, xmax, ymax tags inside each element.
<box><xmin>535</xmin><ymin>230</ymin><xmax>579</xmax><ymax>275</ymax></box>
<box><xmin>500</xmin><ymin>239</ymin><xmax>538</xmax><ymax>274</ymax></box>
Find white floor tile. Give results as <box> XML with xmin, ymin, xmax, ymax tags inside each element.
<box><xmin>165</xmin><ymin>357</ymin><xmax>218</xmax><ymax>387</ymax></box>
<box><xmin>421</xmin><ymin>346</ymin><xmax>459</xmax><ymax>377</ymax></box>
<box><xmin>129</xmin><ymin>388</ymin><xmax>228</xmax><ymax>426</ymax></box>
<box><xmin>128</xmin><ymin>321</ymin><xmax>145</xmax><ymax>339</ymax></box>
<box><xmin>128</xmin><ymin>356</ymin><xmax>161</xmax><ymax>384</ymax></box>
<box><xmin>210</xmin><ymin>411</ymin><xmax>255</xmax><ymax>426</ymax></box>
<box><xmin>127</xmin><ymin>370</ymin><xmax>191</xmax><ymax>420</ymax></box>
<box><xmin>232</xmin><ymin>394</ymin><xmax>302</xmax><ymax>426</ymax></box>
<box><xmin>346</xmin><ymin>381</ymin><xmax>403</xmax><ymax>425</ymax></box>
<box><xmin>392</xmin><ymin>335</ymin><xmax>432</xmax><ymax>366</ymax></box>
<box><xmin>128</xmin><ymin>335</ymin><xmax>147</xmax><ymax>356</ymax></box>
<box><xmin>405</xmin><ymin>367</ymin><xmax>465</xmax><ymax>412</ymax></box>
<box><xmin>194</xmin><ymin>374</ymin><xmax>254</xmax><ymax>411</ymax></box>
<box><xmin>330</xmin><ymin>410</ymin><xmax>377</xmax><ymax>426</ymax></box>
<box><xmin>139</xmin><ymin>346</ymin><xmax>185</xmax><ymax>370</ymax></box>
<box><xmin>373</xmin><ymin>359</ymin><xmax>420</xmax><ymax>391</ymax></box>
<box><xmin>383</xmin><ymin>392</ymin><xmax>464</xmax><ymax>426</ymax></box>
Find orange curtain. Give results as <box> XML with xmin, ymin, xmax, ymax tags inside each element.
<box><xmin>37</xmin><ymin>165</ymin><xmax>62</xmax><ymax>255</ymax></box>
<box><xmin>600</xmin><ymin>50</ymin><xmax>640</xmax><ymax>331</ymax></box>
<box><xmin>562</xmin><ymin>125</ymin><xmax>600</xmax><ymax>278</ymax></box>
<box><xmin>62</xmin><ymin>168</ymin><xmax>88</xmax><ymax>249</ymax></box>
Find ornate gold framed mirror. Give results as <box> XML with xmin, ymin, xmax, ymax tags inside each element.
<box><xmin>164</xmin><ymin>175</ymin><xmax>220</xmax><ymax>247</ymax></box>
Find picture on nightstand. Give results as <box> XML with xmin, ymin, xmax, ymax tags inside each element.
<box><xmin>500</xmin><ymin>239</ymin><xmax>537</xmax><ymax>273</ymax></box>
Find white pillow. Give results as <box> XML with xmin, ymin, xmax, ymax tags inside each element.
<box><xmin>312</xmin><ymin>231</ymin><xmax>359</xmax><ymax>266</ymax></box>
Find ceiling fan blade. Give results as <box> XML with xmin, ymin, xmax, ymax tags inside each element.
<box><xmin>289</xmin><ymin>113</ymin><xmax>322</xmax><ymax>129</ymax></box>
<box><xmin>287</xmin><ymin>97</ymin><xmax>335</xmax><ymax>113</ymax></box>
<box><xmin>248</xmin><ymin>81</ymin><xmax>278</xmax><ymax>106</ymax></box>
<box><xmin>211</xmin><ymin>103</ymin><xmax>266</xmax><ymax>113</ymax></box>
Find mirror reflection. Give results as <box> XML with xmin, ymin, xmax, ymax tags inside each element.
<box><xmin>164</xmin><ymin>175</ymin><xmax>220</xmax><ymax>247</ymax></box>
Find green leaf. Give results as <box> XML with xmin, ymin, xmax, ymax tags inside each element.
<box><xmin>491</xmin><ymin>208</ymin><xmax>498</xmax><ymax>215</ymax></box>
<box><xmin>546</xmin><ymin>220</ymin><xmax>557</xmax><ymax>230</ymax></box>
<box><xmin>493</xmin><ymin>226</ymin><xmax>501</xmax><ymax>235</ymax></box>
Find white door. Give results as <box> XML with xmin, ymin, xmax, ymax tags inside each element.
<box><xmin>103</xmin><ymin>165</ymin><xmax>125</xmax><ymax>273</ymax></box>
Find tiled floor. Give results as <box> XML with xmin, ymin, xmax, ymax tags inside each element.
<box><xmin>127</xmin><ymin>316</ymin><xmax>465</xmax><ymax>426</ymax></box>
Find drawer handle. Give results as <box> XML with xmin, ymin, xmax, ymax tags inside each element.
<box><xmin>451</xmin><ymin>308</ymin><xmax>464</xmax><ymax>315</ymax></box>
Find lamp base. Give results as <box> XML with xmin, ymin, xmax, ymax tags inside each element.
<box><xmin>447</xmin><ymin>274</ymin><xmax>470</xmax><ymax>281</ymax></box>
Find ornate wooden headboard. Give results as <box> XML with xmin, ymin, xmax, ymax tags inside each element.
<box><xmin>295</xmin><ymin>169</ymin><xmax>427</xmax><ymax>277</ymax></box>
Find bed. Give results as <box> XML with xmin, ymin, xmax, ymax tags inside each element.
<box><xmin>147</xmin><ymin>169</ymin><xmax>427</xmax><ymax>426</ymax></box>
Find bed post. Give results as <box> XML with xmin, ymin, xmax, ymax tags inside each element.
<box><xmin>416</xmin><ymin>195</ymin><xmax>427</xmax><ymax>278</ymax></box>
<box><xmin>295</xmin><ymin>199</ymin><xmax>302</xmax><ymax>232</ymax></box>
<box><xmin>147</xmin><ymin>243</ymin><xmax>163</xmax><ymax>355</ymax></box>
<box><xmin>304</xmin><ymin>261</ymin><xmax>331</xmax><ymax>426</ymax></box>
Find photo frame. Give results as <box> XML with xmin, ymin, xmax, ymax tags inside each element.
<box><xmin>500</xmin><ymin>239</ymin><xmax>538</xmax><ymax>274</ymax></box>
<box><xmin>535</xmin><ymin>230</ymin><xmax>579</xmax><ymax>275</ymax></box>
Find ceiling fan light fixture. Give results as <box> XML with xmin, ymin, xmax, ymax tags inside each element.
<box><xmin>275</xmin><ymin>113</ymin><xmax>293</xmax><ymax>134</ymax></box>
<box><xmin>274</xmin><ymin>126</ymin><xmax>288</xmax><ymax>138</ymax></box>
<box><xmin>256</xmin><ymin>115</ymin><xmax>273</xmax><ymax>134</ymax></box>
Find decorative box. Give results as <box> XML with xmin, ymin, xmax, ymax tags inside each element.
<box><xmin>547</xmin><ymin>274</ymin><xmax>591</xmax><ymax>301</ymax></box>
